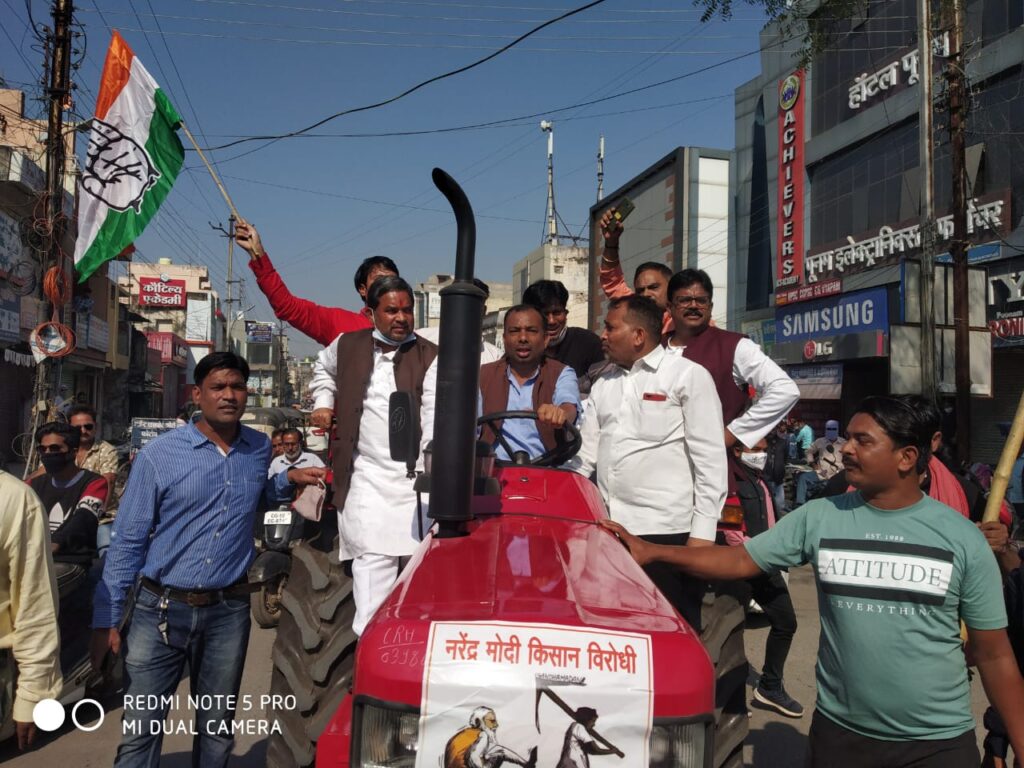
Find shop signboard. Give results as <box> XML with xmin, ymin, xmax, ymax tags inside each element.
<box><xmin>138</xmin><ymin>275</ymin><xmax>186</xmax><ymax>308</ymax></box>
<box><xmin>773</xmin><ymin>287</ymin><xmax>889</xmax><ymax>365</ymax></box>
<box><xmin>130</xmin><ymin>417</ymin><xmax>179</xmax><ymax>450</ymax></box>
<box><xmin>775</xmin><ymin>70</ymin><xmax>806</xmax><ymax>289</ymax></box>
<box><xmin>805</xmin><ymin>193</ymin><xmax>1008</xmax><ymax>285</ymax></box>
<box><xmin>987</xmin><ymin>257</ymin><xmax>1024</xmax><ymax>348</ymax></box>
<box><xmin>775</xmin><ymin>278</ymin><xmax>841</xmax><ymax>307</ymax></box>
<box><xmin>0</xmin><ymin>210</ymin><xmax>25</xmax><ymax>342</ymax></box>
<box><xmin>245</xmin><ymin>321</ymin><xmax>275</xmax><ymax>344</ymax></box>
<box><xmin>146</xmin><ymin>331</ymin><xmax>189</xmax><ymax>366</ymax></box>
<box><xmin>787</xmin><ymin>364</ymin><xmax>843</xmax><ymax>400</ymax></box>
<box><xmin>741</xmin><ymin>318</ymin><xmax>776</xmax><ymax>354</ymax></box>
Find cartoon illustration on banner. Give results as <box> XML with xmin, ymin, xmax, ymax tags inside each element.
<box><xmin>419</xmin><ymin>622</ymin><xmax>652</xmax><ymax>768</ymax></box>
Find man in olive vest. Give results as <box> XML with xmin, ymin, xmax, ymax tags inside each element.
<box><xmin>479</xmin><ymin>305</ymin><xmax>579</xmax><ymax>462</ymax></box>
<box><xmin>663</xmin><ymin>269</ymin><xmax>799</xmax><ymax>474</ymax></box>
<box><xmin>309</xmin><ymin>275</ymin><xmax>438</xmax><ymax>635</ymax></box>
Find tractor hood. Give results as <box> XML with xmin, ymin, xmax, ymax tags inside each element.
<box><xmin>351</xmin><ymin>466</ymin><xmax>714</xmax><ymax>721</ymax></box>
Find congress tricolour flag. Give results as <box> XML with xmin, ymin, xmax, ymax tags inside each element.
<box><xmin>74</xmin><ymin>31</ymin><xmax>184</xmax><ymax>282</ymax></box>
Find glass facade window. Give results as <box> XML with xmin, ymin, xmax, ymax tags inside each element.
<box><xmin>810</xmin><ymin>0</ymin><xmax>1021</xmax><ymax>136</ymax></box>
<box><xmin>809</xmin><ymin>120</ymin><xmax>918</xmax><ymax>248</ymax></box>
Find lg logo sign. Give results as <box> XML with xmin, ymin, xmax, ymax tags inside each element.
<box><xmin>803</xmin><ymin>340</ymin><xmax>833</xmax><ymax>360</ymax></box>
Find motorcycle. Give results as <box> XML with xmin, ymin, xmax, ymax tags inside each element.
<box><xmin>249</xmin><ymin>504</ymin><xmax>317</xmax><ymax>629</ymax></box>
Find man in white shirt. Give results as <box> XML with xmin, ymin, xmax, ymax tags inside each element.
<box><xmin>566</xmin><ymin>295</ymin><xmax>728</xmax><ymax>630</ymax></box>
<box><xmin>309</xmin><ymin>277</ymin><xmax>499</xmax><ymax>424</ymax></box>
<box><xmin>266</xmin><ymin>428</ymin><xmax>325</xmax><ymax>506</ymax></box>
<box><xmin>304</xmin><ymin>276</ymin><xmax>438</xmax><ymax>636</ymax></box>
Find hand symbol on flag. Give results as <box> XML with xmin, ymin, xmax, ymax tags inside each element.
<box><xmin>81</xmin><ymin>119</ymin><xmax>161</xmax><ymax>214</ymax></box>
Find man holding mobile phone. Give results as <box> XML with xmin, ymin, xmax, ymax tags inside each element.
<box><xmin>598</xmin><ymin>202</ymin><xmax>674</xmax><ymax>333</ymax></box>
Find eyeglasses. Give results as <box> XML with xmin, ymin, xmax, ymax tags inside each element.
<box><xmin>672</xmin><ymin>295</ymin><xmax>711</xmax><ymax>307</ymax></box>
<box><xmin>38</xmin><ymin>445</ymin><xmax>68</xmax><ymax>455</ymax></box>
<box><xmin>77</xmin><ymin>423</ymin><xmax>96</xmax><ymax>431</ymax></box>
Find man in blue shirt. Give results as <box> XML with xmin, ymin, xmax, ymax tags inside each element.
<box><xmin>90</xmin><ymin>352</ymin><xmax>320</xmax><ymax>768</ymax></box>
<box><xmin>479</xmin><ymin>305</ymin><xmax>580</xmax><ymax>462</ymax></box>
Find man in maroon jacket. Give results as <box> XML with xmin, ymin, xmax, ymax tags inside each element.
<box><xmin>234</xmin><ymin>218</ymin><xmax>398</xmax><ymax>346</ymax></box>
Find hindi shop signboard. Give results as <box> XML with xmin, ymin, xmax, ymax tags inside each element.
<box><xmin>773</xmin><ymin>287</ymin><xmax>889</xmax><ymax>365</ymax></box>
<box><xmin>788</xmin><ymin>364</ymin><xmax>843</xmax><ymax>400</ymax></box>
<box><xmin>988</xmin><ymin>257</ymin><xmax>1024</xmax><ymax>348</ymax></box>
<box><xmin>804</xmin><ymin>194</ymin><xmax>1008</xmax><ymax>285</ymax></box>
<box><xmin>417</xmin><ymin>621</ymin><xmax>653</xmax><ymax>768</ymax></box>
<box><xmin>130</xmin><ymin>418</ymin><xmax>179</xmax><ymax>450</ymax></box>
<box><xmin>245</xmin><ymin>321</ymin><xmax>275</xmax><ymax>344</ymax></box>
<box><xmin>775</xmin><ymin>71</ymin><xmax>806</xmax><ymax>289</ymax></box>
<box><xmin>138</xmin><ymin>275</ymin><xmax>186</xmax><ymax>308</ymax></box>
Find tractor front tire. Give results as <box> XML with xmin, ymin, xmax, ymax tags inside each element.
<box><xmin>266</xmin><ymin>540</ymin><xmax>357</xmax><ymax>768</ymax></box>
<box><xmin>701</xmin><ymin>580</ymin><xmax>749</xmax><ymax>768</ymax></box>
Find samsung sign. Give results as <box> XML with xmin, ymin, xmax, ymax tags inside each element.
<box><xmin>777</xmin><ymin>287</ymin><xmax>888</xmax><ymax>342</ymax></box>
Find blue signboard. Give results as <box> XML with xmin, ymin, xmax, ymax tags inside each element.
<box><xmin>776</xmin><ymin>286</ymin><xmax>888</xmax><ymax>343</ymax></box>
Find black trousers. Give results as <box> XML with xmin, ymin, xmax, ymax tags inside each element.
<box><xmin>640</xmin><ymin>532</ymin><xmax>705</xmax><ymax>632</ymax></box>
<box><xmin>807</xmin><ymin>711</ymin><xmax>979</xmax><ymax>768</ymax></box>
<box><xmin>749</xmin><ymin>570</ymin><xmax>797</xmax><ymax>690</ymax></box>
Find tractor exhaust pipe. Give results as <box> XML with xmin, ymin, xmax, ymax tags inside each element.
<box><xmin>429</xmin><ymin>168</ymin><xmax>486</xmax><ymax>537</ymax></box>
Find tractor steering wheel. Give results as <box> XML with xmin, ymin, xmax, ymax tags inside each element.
<box><xmin>477</xmin><ymin>410</ymin><xmax>582</xmax><ymax>467</ymax></box>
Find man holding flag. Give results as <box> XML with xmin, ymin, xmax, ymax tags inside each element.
<box><xmin>74</xmin><ymin>31</ymin><xmax>184</xmax><ymax>282</ymax></box>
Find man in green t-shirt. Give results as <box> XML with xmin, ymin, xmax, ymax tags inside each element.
<box><xmin>603</xmin><ymin>395</ymin><xmax>1024</xmax><ymax>767</ymax></box>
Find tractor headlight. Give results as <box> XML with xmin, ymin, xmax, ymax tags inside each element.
<box><xmin>356</xmin><ymin>701</ymin><xmax>419</xmax><ymax>767</ymax></box>
<box><xmin>649</xmin><ymin>719</ymin><xmax>710</xmax><ymax>767</ymax></box>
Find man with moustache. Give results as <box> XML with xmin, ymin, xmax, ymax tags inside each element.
<box><xmin>664</xmin><ymin>269</ymin><xmax>799</xmax><ymax>466</ymax></box>
<box><xmin>300</xmin><ymin>276</ymin><xmax>437</xmax><ymax>635</ymax></box>
<box><xmin>605</xmin><ymin>396</ymin><xmax>1024</xmax><ymax>767</ymax></box>
<box><xmin>479</xmin><ymin>304</ymin><xmax>580</xmax><ymax>462</ymax></box>
<box><xmin>566</xmin><ymin>295</ymin><xmax>727</xmax><ymax>629</ymax></box>
<box><xmin>91</xmin><ymin>352</ymin><xmax>321</xmax><ymax>767</ymax></box>
<box><xmin>597</xmin><ymin>209</ymin><xmax>673</xmax><ymax>334</ymax></box>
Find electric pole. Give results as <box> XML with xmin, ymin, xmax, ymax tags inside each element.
<box><xmin>917</xmin><ymin>0</ymin><xmax>937</xmax><ymax>401</ymax></box>
<box><xmin>26</xmin><ymin>0</ymin><xmax>74</xmax><ymax>477</ymax></box>
<box><xmin>947</xmin><ymin>0</ymin><xmax>971</xmax><ymax>464</ymax></box>
<box><xmin>276</xmin><ymin>319</ymin><xmax>286</xmax><ymax>406</ymax></box>
<box><xmin>210</xmin><ymin>215</ymin><xmax>239</xmax><ymax>352</ymax></box>
<box><xmin>597</xmin><ymin>135</ymin><xmax>605</xmax><ymax>202</ymax></box>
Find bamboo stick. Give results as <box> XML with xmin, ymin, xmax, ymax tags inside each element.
<box><xmin>982</xmin><ymin>388</ymin><xmax>1024</xmax><ymax>523</ymax></box>
<box><xmin>180</xmin><ymin>122</ymin><xmax>239</xmax><ymax>220</ymax></box>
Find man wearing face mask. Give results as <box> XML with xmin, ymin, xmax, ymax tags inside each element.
<box><xmin>302</xmin><ymin>276</ymin><xmax>437</xmax><ymax>635</ymax></box>
<box><xmin>29</xmin><ymin>421</ymin><xmax>108</xmax><ymax>564</ymax></box>
<box><xmin>723</xmin><ymin>439</ymin><xmax>802</xmax><ymax>718</ymax></box>
<box><xmin>795</xmin><ymin>419</ymin><xmax>845</xmax><ymax>506</ymax></box>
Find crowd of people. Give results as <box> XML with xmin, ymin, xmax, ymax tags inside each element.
<box><xmin>0</xmin><ymin>207</ymin><xmax>1021</xmax><ymax>768</ymax></box>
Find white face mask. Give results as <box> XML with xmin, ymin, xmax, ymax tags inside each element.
<box><xmin>371</xmin><ymin>318</ymin><xmax>416</xmax><ymax>347</ymax></box>
<box><xmin>740</xmin><ymin>451</ymin><xmax>768</xmax><ymax>472</ymax></box>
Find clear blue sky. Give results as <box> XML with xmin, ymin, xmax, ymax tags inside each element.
<box><xmin>3</xmin><ymin>0</ymin><xmax>771</xmax><ymax>359</ymax></box>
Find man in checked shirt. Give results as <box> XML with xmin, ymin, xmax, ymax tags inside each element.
<box><xmin>90</xmin><ymin>352</ymin><xmax>321</xmax><ymax>768</ymax></box>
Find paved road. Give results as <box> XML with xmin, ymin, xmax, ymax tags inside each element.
<box><xmin>0</xmin><ymin>565</ymin><xmax>996</xmax><ymax>766</ymax></box>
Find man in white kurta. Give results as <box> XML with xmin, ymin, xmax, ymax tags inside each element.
<box><xmin>341</xmin><ymin>344</ymin><xmax>437</xmax><ymax>634</ymax></box>
<box><xmin>309</xmin><ymin>276</ymin><xmax>438</xmax><ymax>636</ymax></box>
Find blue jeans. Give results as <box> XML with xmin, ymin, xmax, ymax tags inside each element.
<box><xmin>795</xmin><ymin>471</ymin><xmax>824</xmax><ymax>506</ymax></box>
<box><xmin>115</xmin><ymin>585</ymin><xmax>251</xmax><ymax>768</ymax></box>
<box><xmin>766</xmin><ymin>480</ymin><xmax>788</xmax><ymax>516</ymax></box>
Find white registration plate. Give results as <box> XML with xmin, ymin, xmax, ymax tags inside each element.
<box><xmin>264</xmin><ymin>510</ymin><xmax>292</xmax><ymax>525</ymax></box>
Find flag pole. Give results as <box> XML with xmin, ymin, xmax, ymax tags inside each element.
<box><xmin>180</xmin><ymin>122</ymin><xmax>239</xmax><ymax>220</ymax></box>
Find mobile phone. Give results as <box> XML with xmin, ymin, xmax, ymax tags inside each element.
<box><xmin>611</xmin><ymin>197</ymin><xmax>635</xmax><ymax>225</ymax></box>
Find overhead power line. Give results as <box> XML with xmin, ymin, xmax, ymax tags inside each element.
<box><xmin>198</xmin><ymin>0</ymin><xmax>611</xmax><ymax>153</ymax></box>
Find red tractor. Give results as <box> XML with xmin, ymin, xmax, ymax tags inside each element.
<box><xmin>266</xmin><ymin>170</ymin><xmax>747</xmax><ymax>768</ymax></box>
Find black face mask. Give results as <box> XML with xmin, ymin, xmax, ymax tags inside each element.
<box><xmin>40</xmin><ymin>453</ymin><xmax>72</xmax><ymax>475</ymax></box>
